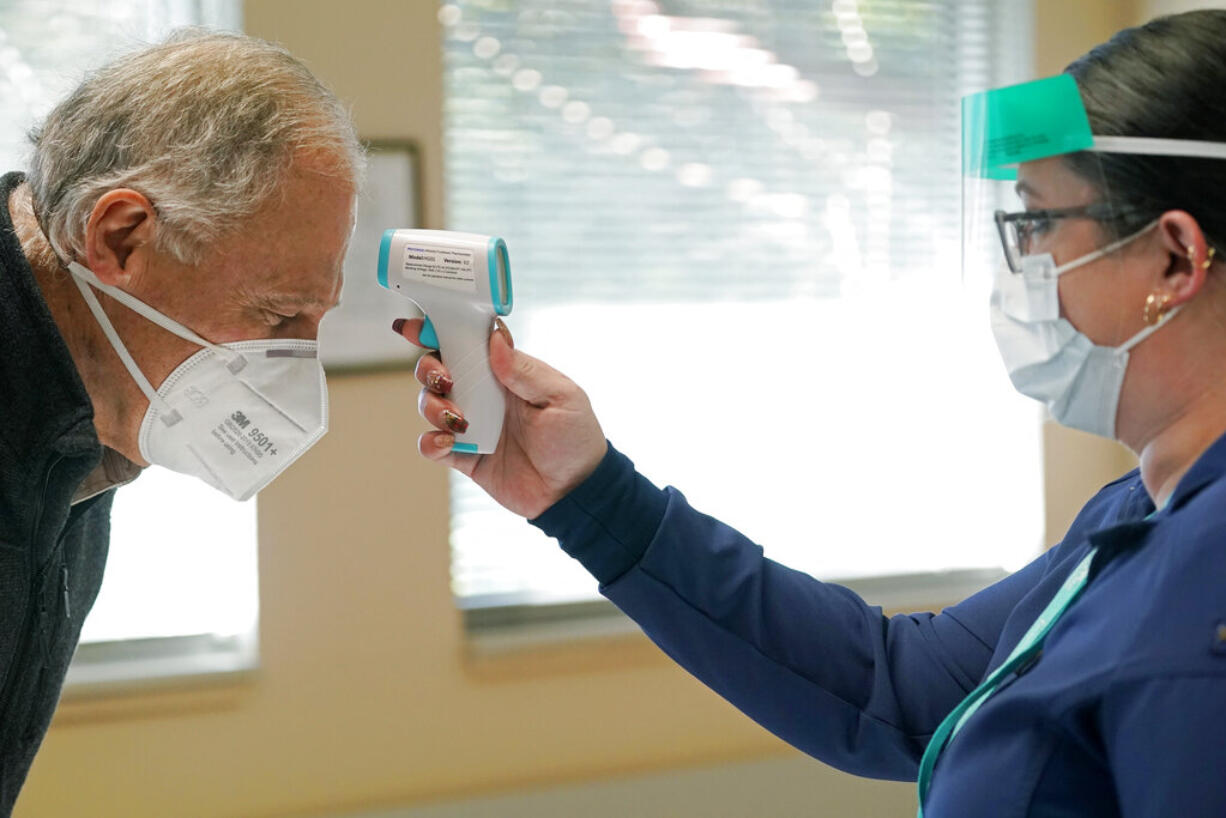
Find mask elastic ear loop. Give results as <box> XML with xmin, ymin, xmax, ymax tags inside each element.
<box><xmin>1119</xmin><ymin>305</ymin><xmax>1182</xmax><ymax>354</ymax></box>
<box><xmin>1052</xmin><ymin>220</ymin><xmax>1161</xmax><ymax>278</ymax></box>
<box><xmin>67</xmin><ymin>262</ymin><xmax>248</xmax><ymax>374</ymax></box>
<box><xmin>69</xmin><ymin>274</ymin><xmax>184</xmax><ymax>426</ymax></box>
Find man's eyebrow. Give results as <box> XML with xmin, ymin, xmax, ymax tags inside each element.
<box><xmin>257</xmin><ymin>293</ymin><xmax>341</xmax><ymax>311</ymax></box>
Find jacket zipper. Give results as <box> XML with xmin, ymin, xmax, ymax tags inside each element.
<box><xmin>60</xmin><ymin>564</ymin><xmax>71</xmax><ymax>622</ymax></box>
<box><xmin>0</xmin><ymin>456</ymin><xmax>62</xmax><ymax>728</ymax></box>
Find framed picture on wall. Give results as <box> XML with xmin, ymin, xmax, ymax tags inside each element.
<box><xmin>318</xmin><ymin>140</ymin><xmax>423</xmax><ymax>372</ymax></box>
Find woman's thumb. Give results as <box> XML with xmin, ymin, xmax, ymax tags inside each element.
<box><xmin>489</xmin><ymin>321</ymin><xmax>561</xmax><ymax>406</ymax></box>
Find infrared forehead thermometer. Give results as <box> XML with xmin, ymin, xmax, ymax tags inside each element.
<box><xmin>377</xmin><ymin>229</ymin><xmax>513</xmax><ymax>454</ymax></box>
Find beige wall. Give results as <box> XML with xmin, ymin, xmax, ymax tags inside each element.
<box><xmin>15</xmin><ymin>2</ymin><xmax>1145</xmax><ymax>816</ymax></box>
<box><xmin>1034</xmin><ymin>0</ymin><xmax>1134</xmax><ymax>74</ymax></box>
<box><xmin>1141</xmin><ymin>0</ymin><xmax>1226</xmax><ymax>17</ymax></box>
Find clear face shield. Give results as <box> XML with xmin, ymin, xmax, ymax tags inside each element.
<box><xmin>961</xmin><ymin>74</ymin><xmax>1226</xmax><ymax>439</ymax></box>
<box><xmin>962</xmin><ymin>74</ymin><xmax>1138</xmax><ymax>290</ymax></box>
<box><xmin>963</xmin><ymin>74</ymin><xmax>1226</xmax><ymax>286</ymax></box>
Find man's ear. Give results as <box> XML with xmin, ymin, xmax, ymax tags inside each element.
<box><xmin>82</xmin><ymin>189</ymin><xmax>156</xmax><ymax>286</ymax></box>
<box><xmin>1155</xmin><ymin>210</ymin><xmax>1213</xmax><ymax>309</ymax></box>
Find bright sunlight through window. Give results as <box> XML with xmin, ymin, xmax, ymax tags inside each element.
<box><xmin>443</xmin><ymin>0</ymin><xmax>1044</xmax><ymax>612</ymax></box>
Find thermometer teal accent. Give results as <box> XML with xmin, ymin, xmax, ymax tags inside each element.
<box><xmin>377</xmin><ymin>229</ymin><xmax>513</xmax><ymax>454</ymax></box>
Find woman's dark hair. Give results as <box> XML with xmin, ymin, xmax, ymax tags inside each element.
<box><xmin>1063</xmin><ymin>9</ymin><xmax>1226</xmax><ymax>252</ymax></box>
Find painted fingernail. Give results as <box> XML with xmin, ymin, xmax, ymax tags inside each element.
<box><xmin>442</xmin><ymin>410</ymin><xmax>469</xmax><ymax>434</ymax></box>
<box><xmin>427</xmin><ymin>371</ymin><xmax>454</xmax><ymax>394</ymax></box>
<box><xmin>392</xmin><ymin>318</ymin><xmax>407</xmax><ymax>335</ymax></box>
<box><xmin>436</xmin><ymin>433</ymin><xmax>455</xmax><ymax>449</ymax></box>
<box><xmin>495</xmin><ymin>317</ymin><xmax>514</xmax><ymax>349</ymax></box>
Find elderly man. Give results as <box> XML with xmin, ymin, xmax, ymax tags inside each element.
<box><xmin>0</xmin><ymin>30</ymin><xmax>361</xmax><ymax>811</ymax></box>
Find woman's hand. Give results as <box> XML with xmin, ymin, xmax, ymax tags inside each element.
<box><xmin>395</xmin><ymin>317</ymin><xmax>608</xmax><ymax>520</ymax></box>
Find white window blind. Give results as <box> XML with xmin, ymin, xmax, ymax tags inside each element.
<box><xmin>0</xmin><ymin>0</ymin><xmax>252</xmax><ymax>684</ymax></box>
<box><xmin>443</xmin><ymin>0</ymin><xmax>1042</xmax><ymax>611</ymax></box>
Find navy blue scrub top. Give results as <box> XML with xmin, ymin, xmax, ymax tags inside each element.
<box><xmin>531</xmin><ymin>435</ymin><xmax>1226</xmax><ymax>817</ymax></box>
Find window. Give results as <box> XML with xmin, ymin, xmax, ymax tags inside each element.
<box><xmin>0</xmin><ymin>0</ymin><xmax>251</xmax><ymax>687</ymax></box>
<box><xmin>443</xmin><ymin>0</ymin><xmax>1041</xmax><ymax>624</ymax></box>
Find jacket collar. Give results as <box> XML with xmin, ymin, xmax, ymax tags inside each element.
<box><xmin>1085</xmin><ymin>429</ymin><xmax>1226</xmax><ymax>578</ymax></box>
<box><xmin>72</xmin><ymin>447</ymin><xmax>142</xmax><ymax>504</ymax></box>
<box><xmin>0</xmin><ymin>171</ymin><xmax>101</xmax><ymax>464</ymax></box>
<box><xmin>1162</xmin><ymin>429</ymin><xmax>1226</xmax><ymax>514</ymax></box>
<box><xmin>1087</xmin><ymin>518</ymin><xmax>1155</xmax><ymax>580</ymax></box>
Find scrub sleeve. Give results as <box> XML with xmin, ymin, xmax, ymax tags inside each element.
<box><xmin>529</xmin><ymin>443</ymin><xmax>1055</xmax><ymax>780</ymax></box>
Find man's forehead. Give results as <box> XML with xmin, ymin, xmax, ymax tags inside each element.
<box><xmin>226</xmin><ymin>182</ymin><xmax>353</xmax><ymax>310</ymax></box>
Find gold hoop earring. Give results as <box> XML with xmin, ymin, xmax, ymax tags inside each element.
<box><xmin>1143</xmin><ymin>292</ymin><xmax>1172</xmax><ymax>326</ymax></box>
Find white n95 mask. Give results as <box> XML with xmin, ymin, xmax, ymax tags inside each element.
<box><xmin>67</xmin><ymin>261</ymin><xmax>328</xmax><ymax>501</ymax></box>
<box><xmin>989</xmin><ymin>220</ymin><xmax>1168</xmax><ymax>440</ymax></box>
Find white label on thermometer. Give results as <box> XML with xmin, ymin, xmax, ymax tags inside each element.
<box><xmin>401</xmin><ymin>244</ymin><xmax>476</xmax><ymax>293</ymax></box>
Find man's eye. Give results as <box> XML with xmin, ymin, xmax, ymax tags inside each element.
<box><xmin>262</xmin><ymin>310</ymin><xmax>293</xmax><ymax>327</ymax></box>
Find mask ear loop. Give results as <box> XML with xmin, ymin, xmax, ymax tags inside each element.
<box><xmin>1118</xmin><ymin>305</ymin><xmax>1182</xmax><ymax>355</ymax></box>
<box><xmin>67</xmin><ymin>262</ymin><xmax>249</xmax><ymax>374</ymax></box>
<box><xmin>68</xmin><ymin>273</ymin><xmax>184</xmax><ymax>426</ymax></box>
<box><xmin>1051</xmin><ymin>219</ymin><xmax>1161</xmax><ymax>278</ymax></box>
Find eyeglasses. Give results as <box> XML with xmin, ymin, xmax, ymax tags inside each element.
<box><xmin>994</xmin><ymin>204</ymin><xmax>1137</xmax><ymax>273</ymax></box>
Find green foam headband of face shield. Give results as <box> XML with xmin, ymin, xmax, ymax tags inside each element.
<box><xmin>962</xmin><ymin>74</ymin><xmax>1226</xmax><ymax>180</ymax></box>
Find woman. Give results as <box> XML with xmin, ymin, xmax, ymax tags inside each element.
<box><xmin>398</xmin><ymin>10</ymin><xmax>1226</xmax><ymax>816</ymax></box>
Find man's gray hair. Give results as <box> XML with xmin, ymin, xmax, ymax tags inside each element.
<box><xmin>28</xmin><ymin>29</ymin><xmax>365</xmax><ymax>265</ymax></box>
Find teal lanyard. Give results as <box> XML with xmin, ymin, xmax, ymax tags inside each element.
<box><xmin>915</xmin><ymin>547</ymin><xmax>1097</xmax><ymax>817</ymax></box>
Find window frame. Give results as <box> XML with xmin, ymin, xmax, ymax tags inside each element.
<box><xmin>64</xmin><ymin>629</ymin><xmax>259</xmax><ymax>695</ymax></box>
<box><xmin>463</xmin><ymin>568</ymin><xmax>1010</xmax><ymax>651</ymax></box>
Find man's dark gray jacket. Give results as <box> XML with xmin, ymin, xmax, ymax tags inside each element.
<box><xmin>0</xmin><ymin>172</ymin><xmax>113</xmax><ymax>815</ymax></box>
